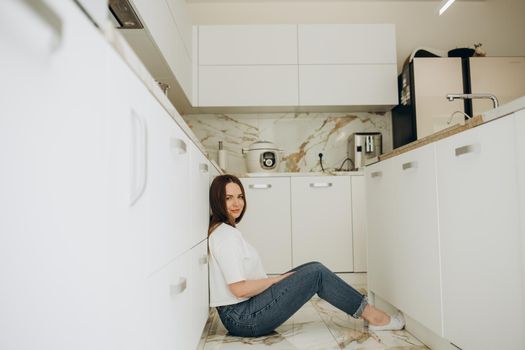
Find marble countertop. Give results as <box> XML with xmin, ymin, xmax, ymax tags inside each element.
<box><xmin>377</xmin><ymin>96</ymin><xmax>525</xmax><ymax>163</ymax></box>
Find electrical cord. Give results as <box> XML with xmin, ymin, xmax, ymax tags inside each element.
<box><xmin>318</xmin><ymin>153</ymin><xmax>325</xmax><ymax>172</ymax></box>
<box><xmin>336</xmin><ymin>157</ymin><xmax>355</xmax><ymax>171</ymax></box>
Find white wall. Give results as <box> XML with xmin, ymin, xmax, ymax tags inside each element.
<box><xmin>187</xmin><ymin>0</ymin><xmax>525</xmax><ymax>72</ymax></box>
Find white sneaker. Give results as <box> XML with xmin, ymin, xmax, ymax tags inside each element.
<box><xmin>368</xmin><ymin>311</ymin><xmax>405</xmax><ymax>331</ymax></box>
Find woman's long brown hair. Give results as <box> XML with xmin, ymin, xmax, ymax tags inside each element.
<box><xmin>208</xmin><ymin>174</ymin><xmax>247</xmax><ymax>235</ymax></box>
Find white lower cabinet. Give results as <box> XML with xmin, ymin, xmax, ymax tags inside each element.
<box><xmin>238</xmin><ymin>177</ymin><xmax>292</xmax><ymax>273</ymax></box>
<box><xmin>149</xmin><ymin>240</ymin><xmax>209</xmax><ymax>350</ymax></box>
<box><xmin>292</xmin><ymin>176</ymin><xmax>353</xmax><ymax>271</ymax></box>
<box><xmin>190</xmin><ymin>143</ymin><xmax>211</xmax><ymax>248</ymax></box>
<box><xmin>515</xmin><ymin>109</ymin><xmax>525</xmax><ymax>303</ymax></box>
<box><xmin>351</xmin><ymin>176</ymin><xmax>367</xmax><ymax>272</ymax></box>
<box><xmin>436</xmin><ymin>116</ymin><xmax>525</xmax><ymax>349</ymax></box>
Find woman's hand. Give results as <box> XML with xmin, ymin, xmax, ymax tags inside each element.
<box><xmin>272</xmin><ymin>271</ymin><xmax>295</xmax><ymax>284</ymax></box>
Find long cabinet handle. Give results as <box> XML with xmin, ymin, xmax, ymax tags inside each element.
<box><xmin>455</xmin><ymin>144</ymin><xmax>479</xmax><ymax>157</ymax></box>
<box><xmin>22</xmin><ymin>0</ymin><xmax>63</xmax><ymax>51</ymax></box>
<box><xmin>249</xmin><ymin>184</ymin><xmax>272</xmax><ymax>189</ymax></box>
<box><xmin>171</xmin><ymin>138</ymin><xmax>187</xmax><ymax>155</ymax></box>
<box><xmin>130</xmin><ymin>110</ymin><xmax>147</xmax><ymax>206</ymax></box>
<box><xmin>199</xmin><ymin>255</ymin><xmax>208</xmax><ymax>265</ymax></box>
<box><xmin>402</xmin><ymin>161</ymin><xmax>418</xmax><ymax>171</ymax></box>
<box><xmin>310</xmin><ymin>182</ymin><xmax>332</xmax><ymax>188</ymax></box>
<box><xmin>199</xmin><ymin>163</ymin><xmax>208</xmax><ymax>173</ymax></box>
<box><xmin>370</xmin><ymin>171</ymin><xmax>382</xmax><ymax>178</ymax></box>
<box><xmin>170</xmin><ymin>277</ymin><xmax>187</xmax><ymax>296</ymax></box>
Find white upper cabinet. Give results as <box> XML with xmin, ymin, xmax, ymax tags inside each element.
<box><xmin>299</xmin><ymin>64</ymin><xmax>398</xmax><ymax>107</ymax></box>
<box><xmin>199</xmin><ymin>65</ymin><xmax>299</xmax><ymax>107</ymax></box>
<box><xmin>298</xmin><ymin>24</ymin><xmax>396</xmax><ymax>64</ymax></box>
<box><xmin>130</xmin><ymin>0</ymin><xmax>193</xmax><ymax>102</ymax></box>
<box><xmin>198</xmin><ymin>25</ymin><xmax>298</xmax><ymax>65</ymax></box>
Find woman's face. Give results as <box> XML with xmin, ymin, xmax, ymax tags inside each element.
<box><xmin>225</xmin><ymin>182</ymin><xmax>244</xmax><ymax>220</ymax></box>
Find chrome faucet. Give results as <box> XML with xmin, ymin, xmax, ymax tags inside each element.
<box><xmin>446</xmin><ymin>93</ymin><xmax>499</xmax><ymax>109</ymax></box>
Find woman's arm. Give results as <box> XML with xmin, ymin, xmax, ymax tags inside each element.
<box><xmin>228</xmin><ymin>272</ymin><xmax>294</xmax><ymax>298</ymax></box>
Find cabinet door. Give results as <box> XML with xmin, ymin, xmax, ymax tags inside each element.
<box><xmin>198</xmin><ymin>25</ymin><xmax>297</xmax><ymax>65</ymax></box>
<box><xmin>436</xmin><ymin>116</ymin><xmax>525</xmax><ymax>349</ymax></box>
<box><xmin>351</xmin><ymin>176</ymin><xmax>367</xmax><ymax>272</ymax></box>
<box><xmin>365</xmin><ymin>158</ymin><xmax>399</xmax><ymax>301</ymax></box>
<box><xmin>190</xmin><ymin>143</ymin><xmax>210</xmax><ymax>247</ymax></box>
<box><xmin>238</xmin><ymin>178</ymin><xmax>292</xmax><ymax>273</ymax></box>
<box><xmin>299</xmin><ymin>65</ymin><xmax>397</xmax><ymax>107</ymax></box>
<box><xmin>148</xmin><ymin>100</ymin><xmax>192</xmax><ymax>270</ymax></box>
<box><xmin>189</xmin><ymin>241</ymin><xmax>210</xmax><ymax>350</ymax></box>
<box><xmin>149</xmin><ymin>249</ymin><xmax>192</xmax><ymax>350</ymax></box>
<box><xmin>515</xmin><ymin>110</ymin><xmax>525</xmax><ymax>301</ymax></box>
<box><xmin>391</xmin><ymin>144</ymin><xmax>443</xmax><ymax>336</ymax></box>
<box><xmin>298</xmin><ymin>24</ymin><xmax>396</xmax><ymax>64</ymax></box>
<box><xmin>291</xmin><ymin>177</ymin><xmax>353</xmax><ymax>272</ymax></box>
<box><xmin>199</xmin><ymin>65</ymin><xmax>299</xmax><ymax>107</ymax></box>
<box><xmin>0</xmin><ymin>1</ymin><xmax>113</xmax><ymax>349</ymax></box>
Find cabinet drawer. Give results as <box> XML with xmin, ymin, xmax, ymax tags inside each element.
<box><xmin>189</xmin><ymin>143</ymin><xmax>210</xmax><ymax>248</ymax></box>
<box><xmin>299</xmin><ymin>65</ymin><xmax>397</xmax><ymax>107</ymax></box>
<box><xmin>199</xmin><ymin>25</ymin><xmax>297</xmax><ymax>65</ymax></box>
<box><xmin>298</xmin><ymin>24</ymin><xmax>396</xmax><ymax>64</ymax></box>
<box><xmin>199</xmin><ymin>65</ymin><xmax>299</xmax><ymax>107</ymax></box>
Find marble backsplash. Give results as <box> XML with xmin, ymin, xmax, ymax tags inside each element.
<box><xmin>183</xmin><ymin>112</ymin><xmax>393</xmax><ymax>175</ymax></box>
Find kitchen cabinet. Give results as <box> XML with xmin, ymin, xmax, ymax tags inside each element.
<box><xmin>238</xmin><ymin>177</ymin><xmax>292</xmax><ymax>273</ymax></box>
<box><xmin>351</xmin><ymin>176</ymin><xmax>367</xmax><ymax>272</ymax></box>
<box><xmin>298</xmin><ymin>64</ymin><xmax>397</xmax><ymax>107</ymax></box>
<box><xmin>297</xmin><ymin>24</ymin><xmax>396</xmax><ymax>65</ymax></box>
<box><xmin>196</xmin><ymin>24</ymin><xmax>397</xmax><ymax>109</ymax></box>
<box><xmin>198</xmin><ymin>65</ymin><xmax>299</xmax><ymax>107</ymax></box>
<box><xmin>291</xmin><ymin>176</ymin><xmax>353</xmax><ymax>272</ymax></box>
<box><xmin>190</xmin><ymin>142</ymin><xmax>212</xmax><ymax>248</ymax></box>
<box><xmin>515</xmin><ymin>109</ymin><xmax>525</xmax><ymax>294</ymax></box>
<box><xmin>0</xmin><ymin>1</ymin><xmax>211</xmax><ymax>349</ymax></box>
<box><xmin>198</xmin><ymin>25</ymin><xmax>297</xmax><ymax>65</ymax></box>
<box><xmin>436</xmin><ymin>116</ymin><xmax>525</xmax><ymax>349</ymax></box>
<box><xmin>129</xmin><ymin>0</ymin><xmax>193</xmax><ymax>102</ymax></box>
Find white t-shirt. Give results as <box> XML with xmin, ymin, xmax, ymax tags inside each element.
<box><xmin>208</xmin><ymin>223</ymin><xmax>267</xmax><ymax>307</ymax></box>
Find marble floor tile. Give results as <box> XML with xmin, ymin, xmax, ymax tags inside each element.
<box><xmin>201</xmin><ymin>297</ymin><xmax>429</xmax><ymax>350</ymax></box>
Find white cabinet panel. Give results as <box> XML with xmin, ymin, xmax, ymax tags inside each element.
<box><xmin>166</xmin><ymin>0</ymin><xmax>193</xmax><ymax>57</ymax></box>
<box><xmin>291</xmin><ymin>177</ymin><xmax>353</xmax><ymax>272</ymax></box>
<box><xmin>365</xmin><ymin>158</ymin><xmax>399</xmax><ymax>303</ymax></box>
<box><xmin>299</xmin><ymin>65</ymin><xmax>398</xmax><ymax>107</ymax></box>
<box><xmin>199</xmin><ymin>65</ymin><xmax>299</xmax><ymax>107</ymax></box>
<box><xmin>238</xmin><ymin>178</ymin><xmax>292</xmax><ymax>273</ymax></box>
<box><xmin>199</xmin><ymin>25</ymin><xmax>297</xmax><ymax>65</ymax></box>
<box><xmin>298</xmin><ymin>24</ymin><xmax>396</xmax><ymax>64</ymax></box>
<box><xmin>436</xmin><ymin>116</ymin><xmax>525</xmax><ymax>349</ymax></box>
<box><xmin>130</xmin><ymin>0</ymin><xmax>192</xmax><ymax>100</ymax></box>
<box><xmin>515</xmin><ymin>110</ymin><xmax>525</xmax><ymax>302</ymax></box>
<box><xmin>351</xmin><ymin>176</ymin><xmax>367</xmax><ymax>272</ymax></box>
<box><xmin>390</xmin><ymin>144</ymin><xmax>443</xmax><ymax>336</ymax></box>
<box><xmin>190</xmin><ymin>143</ymin><xmax>210</xmax><ymax>248</ymax></box>
<box><xmin>148</xmin><ymin>101</ymin><xmax>192</xmax><ymax>270</ymax></box>
<box><xmin>189</xmin><ymin>241</ymin><xmax>210</xmax><ymax>349</ymax></box>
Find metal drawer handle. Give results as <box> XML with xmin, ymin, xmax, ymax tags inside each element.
<box><xmin>171</xmin><ymin>138</ymin><xmax>187</xmax><ymax>155</ymax></box>
<box><xmin>371</xmin><ymin>171</ymin><xmax>382</xmax><ymax>178</ymax></box>
<box><xmin>455</xmin><ymin>144</ymin><xmax>479</xmax><ymax>157</ymax></box>
<box><xmin>402</xmin><ymin>161</ymin><xmax>418</xmax><ymax>171</ymax></box>
<box><xmin>249</xmin><ymin>184</ymin><xmax>272</xmax><ymax>189</ymax></box>
<box><xmin>199</xmin><ymin>255</ymin><xmax>208</xmax><ymax>265</ymax></box>
<box><xmin>199</xmin><ymin>163</ymin><xmax>208</xmax><ymax>173</ymax></box>
<box><xmin>310</xmin><ymin>182</ymin><xmax>332</xmax><ymax>188</ymax></box>
<box><xmin>170</xmin><ymin>277</ymin><xmax>187</xmax><ymax>296</ymax></box>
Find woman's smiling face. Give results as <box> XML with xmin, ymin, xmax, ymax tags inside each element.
<box><xmin>225</xmin><ymin>182</ymin><xmax>244</xmax><ymax>220</ymax></box>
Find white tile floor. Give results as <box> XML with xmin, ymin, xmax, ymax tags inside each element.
<box><xmin>198</xmin><ymin>286</ymin><xmax>429</xmax><ymax>350</ymax></box>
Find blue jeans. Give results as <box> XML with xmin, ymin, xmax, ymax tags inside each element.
<box><xmin>216</xmin><ymin>261</ymin><xmax>368</xmax><ymax>337</ymax></box>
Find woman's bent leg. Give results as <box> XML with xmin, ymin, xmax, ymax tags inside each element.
<box><xmin>218</xmin><ymin>261</ymin><xmax>367</xmax><ymax>337</ymax></box>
